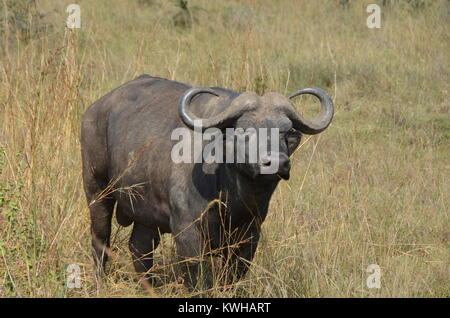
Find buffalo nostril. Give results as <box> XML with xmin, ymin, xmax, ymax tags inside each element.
<box><xmin>260</xmin><ymin>155</ymin><xmax>271</xmax><ymax>167</ymax></box>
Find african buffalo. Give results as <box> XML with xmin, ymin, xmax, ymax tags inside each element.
<box><xmin>81</xmin><ymin>74</ymin><xmax>333</xmax><ymax>289</ymax></box>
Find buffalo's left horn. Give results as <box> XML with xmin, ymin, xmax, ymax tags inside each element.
<box><xmin>286</xmin><ymin>87</ymin><xmax>334</xmax><ymax>135</ymax></box>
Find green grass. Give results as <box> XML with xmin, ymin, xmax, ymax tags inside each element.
<box><xmin>0</xmin><ymin>0</ymin><xmax>449</xmax><ymax>297</ymax></box>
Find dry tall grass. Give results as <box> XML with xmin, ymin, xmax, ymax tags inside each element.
<box><xmin>0</xmin><ymin>0</ymin><xmax>449</xmax><ymax>297</ymax></box>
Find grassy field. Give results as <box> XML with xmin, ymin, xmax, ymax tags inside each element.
<box><xmin>0</xmin><ymin>0</ymin><xmax>449</xmax><ymax>297</ymax></box>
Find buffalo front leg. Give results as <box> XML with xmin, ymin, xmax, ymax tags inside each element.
<box><xmin>223</xmin><ymin>231</ymin><xmax>260</xmax><ymax>284</ymax></box>
<box><xmin>173</xmin><ymin>224</ymin><xmax>211</xmax><ymax>291</ymax></box>
<box><xmin>129</xmin><ymin>224</ymin><xmax>160</xmax><ymax>284</ymax></box>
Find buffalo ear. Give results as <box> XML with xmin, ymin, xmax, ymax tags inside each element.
<box><xmin>286</xmin><ymin>130</ymin><xmax>302</xmax><ymax>156</ymax></box>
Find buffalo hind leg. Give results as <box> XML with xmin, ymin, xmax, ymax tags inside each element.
<box><xmin>82</xmin><ymin>111</ymin><xmax>116</xmax><ymax>279</ymax></box>
<box><xmin>89</xmin><ymin>195</ymin><xmax>115</xmax><ymax>278</ymax></box>
<box><xmin>129</xmin><ymin>224</ymin><xmax>160</xmax><ymax>284</ymax></box>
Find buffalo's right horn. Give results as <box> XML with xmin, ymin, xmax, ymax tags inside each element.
<box><xmin>179</xmin><ymin>87</ymin><xmax>255</xmax><ymax>131</ymax></box>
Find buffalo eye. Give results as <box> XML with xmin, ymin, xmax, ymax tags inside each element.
<box><xmin>285</xmin><ymin>129</ymin><xmax>302</xmax><ymax>156</ymax></box>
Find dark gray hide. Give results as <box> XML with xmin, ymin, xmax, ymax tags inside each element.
<box><xmin>81</xmin><ymin>74</ymin><xmax>333</xmax><ymax>289</ymax></box>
